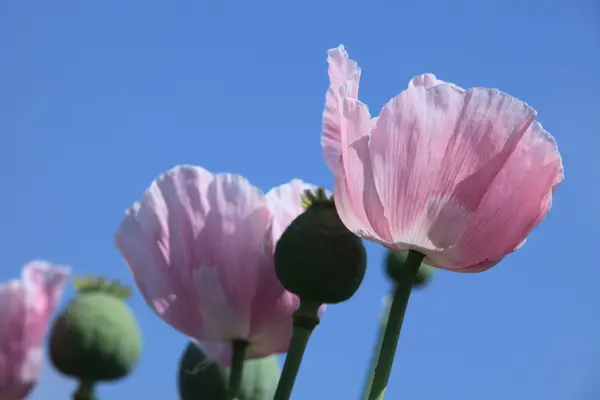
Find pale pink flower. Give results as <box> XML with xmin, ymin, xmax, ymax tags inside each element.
<box><xmin>322</xmin><ymin>45</ymin><xmax>563</xmax><ymax>272</ymax></box>
<box><xmin>115</xmin><ymin>165</ymin><xmax>317</xmax><ymax>364</ymax></box>
<box><xmin>0</xmin><ymin>261</ymin><xmax>70</xmax><ymax>399</ymax></box>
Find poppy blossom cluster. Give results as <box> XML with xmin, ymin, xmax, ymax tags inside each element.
<box><xmin>0</xmin><ymin>44</ymin><xmax>562</xmax><ymax>400</ymax></box>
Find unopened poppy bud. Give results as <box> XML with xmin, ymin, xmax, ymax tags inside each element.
<box><xmin>274</xmin><ymin>190</ymin><xmax>367</xmax><ymax>304</ymax></box>
<box><xmin>49</xmin><ymin>276</ymin><xmax>142</xmax><ymax>384</ymax></box>
<box><xmin>385</xmin><ymin>251</ymin><xmax>434</xmax><ymax>288</ymax></box>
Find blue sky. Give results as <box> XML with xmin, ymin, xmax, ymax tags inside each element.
<box><xmin>1</xmin><ymin>0</ymin><xmax>599</xmax><ymax>399</ymax></box>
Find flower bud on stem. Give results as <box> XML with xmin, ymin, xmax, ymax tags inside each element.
<box><xmin>227</xmin><ymin>340</ymin><xmax>248</xmax><ymax>400</ymax></box>
<box><xmin>365</xmin><ymin>250</ymin><xmax>425</xmax><ymax>400</ymax></box>
<box><xmin>73</xmin><ymin>380</ymin><xmax>96</xmax><ymax>400</ymax></box>
<box><xmin>273</xmin><ymin>299</ymin><xmax>321</xmax><ymax>400</ymax></box>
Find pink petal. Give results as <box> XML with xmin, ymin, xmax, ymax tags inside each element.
<box><xmin>322</xmin><ymin>45</ymin><xmax>361</xmax><ymax>173</ymax></box>
<box><xmin>333</xmin><ymin>97</ymin><xmax>393</xmax><ymax>244</ymax></box>
<box><xmin>408</xmin><ymin>73</ymin><xmax>466</xmax><ymax>93</ymax></box>
<box><xmin>115</xmin><ymin>165</ymin><xmax>272</xmax><ymax>341</ymax></box>
<box><xmin>115</xmin><ymin>166</ymin><xmax>304</xmax><ymax>361</ymax></box>
<box><xmin>0</xmin><ymin>262</ymin><xmax>69</xmax><ymax>400</ymax></box>
<box><xmin>439</xmin><ymin>120</ymin><xmax>563</xmax><ymax>270</ymax></box>
<box><xmin>368</xmin><ymin>85</ymin><xmax>562</xmax><ymax>269</ymax></box>
<box><xmin>265</xmin><ymin>179</ymin><xmax>317</xmax><ymax>241</ymax></box>
<box><xmin>408</xmin><ymin>73</ymin><xmax>445</xmax><ymax>89</ymax></box>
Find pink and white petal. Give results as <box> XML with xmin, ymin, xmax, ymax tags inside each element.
<box><xmin>0</xmin><ymin>262</ymin><xmax>69</xmax><ymax>399</ymax></box>
<box><xmin>408</xmin><ymin>73</ymin><xmax>445</xmax><ymax>89</ymax></box>
<box><xmin>194</xmin><ymin>340</ymin><xmax>231</xmax><ymax>365</ymax></box>
<box><xmin>247</xmin><ymin>282</ymin><xmax>298</xmax><ymax>357</ymax></box>
<box><xmin>116</xmin><ymin>165</ymin><xmax>272</xmax><ymax>342</ymax></box>
<box><xmin>191</xmin><ymin>173</ymin><xmax>273</xmax><ymax>341</ymax></box>
<box><xmin>21</xmin><ymin>261</ymin><xmax>70</xmax><ymax>346</ymax></box>
<box><xmin>0</xmin><ymin>280</ymin><xmax>27</xmax><ymax>397</ymax></box>
<box><xmin>408</xmin><ymin>73</ymin><xmax>465</xmax><ymax>92</ymax></box>
<box><xmin>322</xmin><ymin>45</ymin><xmax>362</xmax><ymax>173</ymax></box>
<box><xmin>265</xmin><ymin>179</ymin><xmax>318</xmax><ymax>241</ymax></box>
<box><xmin>369</xmin><ymin>85</ymin><xmax>465</xmax><ymax>251</ymax></box>
<box><xmin>115</xmin><ymin>166</ymin><xmax>214</xmax><ymax>340</ymax></box>
<box><xmin>435</xmin><ymin>120</ymin><xmax>563</xmax><ymax>270</ymax></box>
<box><xmin>370</xmin><ymin>85</ymin><xmax>548</xmax><ymax>256</ymax></box>
<box><xmin>334</xmin><ymin>97</ymin><xmax>393</xmax><ymax>243</ymax></box>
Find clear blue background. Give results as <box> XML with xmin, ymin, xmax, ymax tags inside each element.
<box><xmin>1</xmin><ymin>0</ymin><xmax>598</xmax><ymax>399</ymax></box>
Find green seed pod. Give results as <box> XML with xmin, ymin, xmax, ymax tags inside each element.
<box><xmin>178</xmin><ymin>342</ymin><xmax>280</xmax><ymax>400</ymax></box>
<box><xmin>385</xmin><ymin>251</ymin><xmax>435</xmax><ymax>288</ymax></box>
<box><xmin>275</xmin><ymin>190</ymin><xmax>367</xmax><ymax>304</ymax></box>
<box><xmin>48</xmin><ymin>277</ymin><xmax>141</xmax><ymax>382</ymax></box>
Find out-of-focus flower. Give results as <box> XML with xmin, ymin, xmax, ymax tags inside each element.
<box><xmin>0</xmin><ymin>261</ymin><xmax>70</xmax><ymax>399</ymax></box>
<box><xmin>115</xmin><ymin>165</ymin><xmax>316</xmax><ymax>364</ymax></box>
<box><xmin>178</xmin><ymin>341</ymin><xmax>280</xmax><ymax>400</ymax></box>
<box><xmin>322</xmin><ymin>45</ymin><xmax>563</xmax><ymax>272</ymax></box>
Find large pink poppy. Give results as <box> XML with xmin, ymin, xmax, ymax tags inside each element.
<box><xmin>115</xmin><ymin>165</ymin><xmax>318</xmax><ymax>364</ymax></box>
<box><xmin>322</xmin><ymin>45</ymin><xmax>563</xmax><ymax>271</ymax></box>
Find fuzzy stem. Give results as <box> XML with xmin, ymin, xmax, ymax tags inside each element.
<box><xmin>366</xmin><ymin>250</ymin><xmax>425</xmax><ymax>400</ymax></box>
<box><xmin>273</xmin><ymin>299</ymin><xmax>321</xmax><ymax>400</ymax></box>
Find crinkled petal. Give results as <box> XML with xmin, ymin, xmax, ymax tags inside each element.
<box><xmin>265</xmin><ymin>179</ymin><xmax>318</xmax><ymax>241</ymax></box>
<box><xmin>0</xmin><ymin>262</ymin><xmax>69</xmax><ymax>400</ymax></box>
<box><xmin>408</xmin><ymin>73</ymin><xmax>465</xmax><ymax>92</ymax></box>
<box><xmin>369</xmin><ymin>85</ymin><xmax>562</xmax><ymax>268</ymax></box>
<box><xmin>115</xmin><ymin>165</ymin><xmax>272</xmax><ymax>342</ymax></box>
<box><xmin>435</xmin><ymin>120</ymin><xmax>563</xmax><ymax>269</ymax></box>
<box><xmin>322</xmin><ymin>45</ymin><xmax>361</xmax><ymax>173</ymax></box>
<box><xmin>333</xmin><ymin>97</ymin><xmax>393</xmax><ymax>244</ymax></box>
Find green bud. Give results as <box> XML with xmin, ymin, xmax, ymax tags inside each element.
<box><xmin>49</xmin><ymin>277</ymin><xmax>141</xmax><ymax>382</ymax></box>
<box><xmin>275</xmin><ymin>192</ymin><xmax>367</xmax><ymax>304</ymax></box>
<box><xmin>385</xmin><ymin>250</ymin><xmax>435</xmax><ymax>288</ymax></box>
<box><xmin>178</xmin><ymin>342</ymin><xmax>280</xmax><ymax>400</ymax></box>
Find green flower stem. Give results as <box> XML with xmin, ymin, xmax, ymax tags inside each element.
<box><xmin>228</xmin><ymin>340</ymin><xmax>248</xmax><ymax>400</ymax></box>
<box><xmin>73</xmin><ymin>380</ymin><xmax>96</xmax><ymax>400</ymax></box>
<box><xmin>366</xmin><ymin>250</ymin><xmax>425</xmax><ymax>400</ymax></box>
<box><xmin>273</xmin><ymin>299</ymin><xmax>321</xmax><ymax>400</ymax></box>
<box><xmin>360</xmin><ymin>294</ymin><xmax>392</xmax><ymax>400</ymax></box>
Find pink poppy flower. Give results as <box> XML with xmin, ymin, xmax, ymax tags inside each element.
<box><xmin>0</xmin><ymin>261</ymin><xmax>70</xmax><ymax>399</ymax></box>
<box><xmin>322</xmin><ymin>45</ymin><xmax>563</xmax><ymax>272</ymax></box>
<box><xmin>115</xmin><ymin>165</ymin><xmax>318</xmax><ymax>364</ymax></box>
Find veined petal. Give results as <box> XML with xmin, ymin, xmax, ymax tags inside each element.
<box><xmin>434</xmin><ymin>120</ymin><xmax>563</xmax><ymax>269</ymax></box>
<box><xmin>115</xmin><ymin>165</ymin><xmax>272</xmax><ymax>341</ymax></box>
<box><xmin>265</xmin><ymin>179</ymin><xmax>318</xmax><ymax>241</ymax></box>
<box><xmin>322</xmin><ymin>45</ymin><xmax>361</xmax><ymax>173</ymax></box>
<box><xmin>22</xmin><ymin>261</ymin><xmax>70</xmax><ymax>346</ymax></box>
<box><xmin>0</xmin><ymin>262</ymin><xmax>69</xmax><ymax>400</ymax></box>
<box><xmin>333</xmin><ymin>97</ymin><xmax>392</xmax><ymax>243</ymax></box>
<box><xmin>409</xmin><ymin>73</ymin><xmax>445</xmax><ymax>89</ymax></box>
<box><xmin>369</xmin><ymin>84</ymin><xmax>561</xmax><ymax>268</ymax></box>
<box><xmin>408</xmin><ymin>73</ymin><xmax>465</xmax><ymax>92</ymax></box>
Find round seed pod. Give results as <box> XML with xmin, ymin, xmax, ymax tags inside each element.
<box><xmin>275</xmin><ymin>198</ymin><xmax>367</xmax><ymax>304</ymax></box>
<box><xmin>385</xmin><ymin>250</ymin><xmax>435</xmax><ymax>288</ymax></box>
<box><xmin>48</xmin><ymin>279</ymin><xmax>141</xmax><ymax>382</ymax></box>
<box><xmin>178</xmin><ymin>342</ymin><xmax>280</xmax><ymax>400</ymax></box>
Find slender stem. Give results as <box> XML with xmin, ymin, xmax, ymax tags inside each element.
<box><xmin>227</xmin><ymin>340</ymin><xmax>248</xmax><ymax>400</ymax></box>
<box><xmin>273</xmin><ymin>299</ymin><xmax>321</xmax><ymax>400</ymax></box>
<box><xmin>73</xmin><ymin>380</ymin><xmax>96</xmax><ymax>400</ymax></box>
<box><xmin>360</xmin><ymin>293</ymin><xmax>392</xmax><ymax>400</ymax></box>
<box><xmin>366</xmin><ymin>250</ymin><xmax>425</xmax><ymax>400</ymax></box>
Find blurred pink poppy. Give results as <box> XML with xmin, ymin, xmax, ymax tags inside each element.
<box><xmin>322</xmin><ymin>45</ymin><xmax>563</xmax><ymax>272</ymax></box>
<box><xmin>115</xmin><ymin>165</ymin><xmax>318</xmax><ymax>364</ymax></box>
<box><xmin>0</xmin><ymin>261</ymin><xmax>70</xmax><ymax>399</ymax></box>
